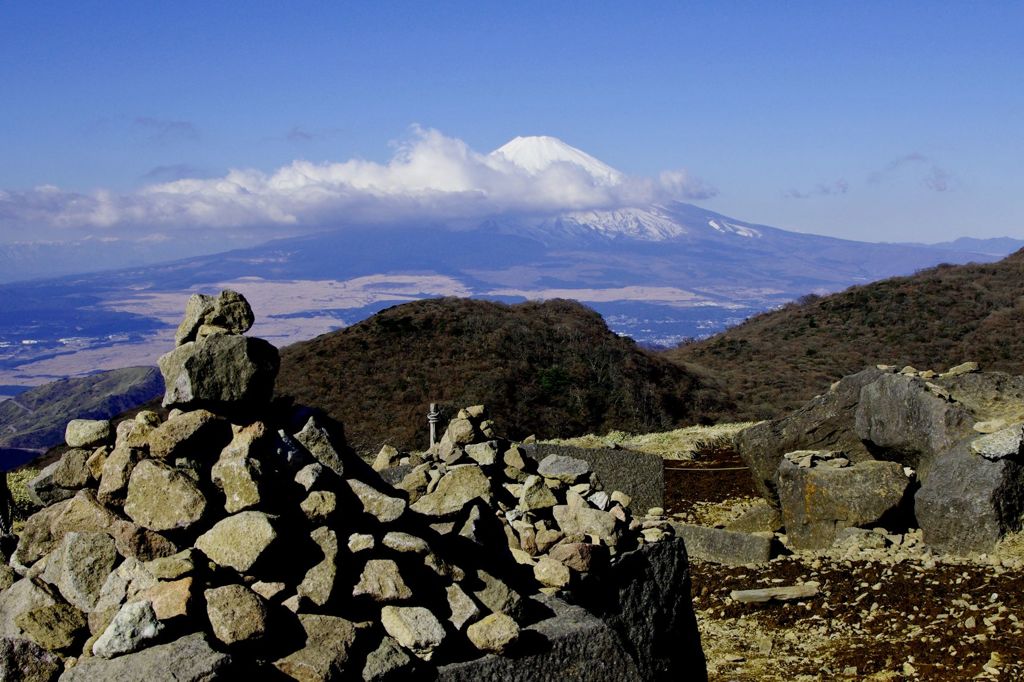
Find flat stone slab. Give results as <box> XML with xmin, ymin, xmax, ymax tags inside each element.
<box><xmin>730</xmin><ymin>582</ymin><xmax>819</xmax><ymax>604</ymax></box>
<box><xmin>672</xmin><ymin>523</ymin><xmax>774</xmax><ymax>565</ymax></box>
<box><xmin>521</xmin><ymin>444</ymin><xmax>663</xmax><ymax>513</ymax></box>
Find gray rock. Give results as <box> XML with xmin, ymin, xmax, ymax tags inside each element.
<box><xmin>464</xmin><ymin>441</ymin><xmax>499</xmax><ymax>466</ymax></box>
<box><xmin>446</xmin><ymin>584</ymin><xmax>481</xmax><ymax>631</ymax></box>
<box><xmin>148</xmin><ymin>409</ymin><xmax>231</xmax><ymax>461</ymax></box>
<box><xmin>0</xmin><ymin>636</ymin><xmax>62</xmax><ymax>682</ymax></box>
<box><xmin>65</xmin><ymin>419</ymin><xmax>113</xmax><ymax>448</ymax></box>
<box><xmin>295</xmin><ymin>416</ymin><xmax>347</xmax><ymax>477</ymax></box>
<box><xmin>0</xmin><ymin>579</ymin><xmax>59</xmax><ymax>638</ymax></box>
<box><xmin>42</xmin><ymin>531</ymin><xmax>117</xmax><ymax>612</ymax></box>
<box><xmin>96</xmin><ymin>444</ymin><xmax>141</xmax><ymax>506</ymax></box>
<box><xmin>470</xmin><ymin>569</ymin><xmax>523</xmax><ymax>619</ymax></box>
<box><xmin>27</xmin><ymin>462</ymin><xmax>76</xmax><ymax>507</ymax></box>
<box><xmin>300</xmin><ymin>491</ymin><xmax>337</xmax><ymax>523</ymax></box>
<box><xmin>916</xmin><ymin>439</ymin><xmax>1024</xmax><ymax>553</ymax></box>
<box><xmin>362</xmin><ymin>635</ymin><xmax>413</xmax><ymax>680</ymax></box>
<box><xmin>273</xmin><ymin>614</ymin><xmax>357</xmax><ymax>682</ymax></box>
<box><xmin>552</xmin><ymin>505</ymin><xmax>619</xmax><ymax>546</ymax></box>
<box><xmin>159</xmin><ymin>334</ymin><xmax>279</xmax><ymax>409</ymax></box>
<box><xmin>410</xmin><ymin>466</ymin><xmax>492</xmax><ymax>517</ymax></box>
<box><xmin>352</xmin><ymin>559</ymin><xmax>412</xmax><ymax>602</ymax></box>
<box><xmin>51</xmin><ymin>449</ymin><xmax>93</xmax><ymax>489</ymax></box>
<box><xmin>855</xmin><ymin>372</ymin><xmax>974</xmax><ymax>478</ymax></box>
<box><xmin>346</xmin><ymin>480</ymin><xmax>406</xmax><ymax>523</ymax></box>
<box><xmin>380</xmin><ymin>606</ymin><xmax>446</xmax><ymax>661</ymax></box>
<box><xmin>175</xmin><ymin>290</ymin><xmax>254</xmax><ymax>346</ymax></box>
<box><xmin>736</xmin><ymin>366</ymin><xmax>887</xmax><ymax>504</ymax></box>
<box><xmin>519</xmin><ymin>475</ymin><xmax>557</xmax><ymax>512</ymax></box>
<box><xmin>92</xmin><ymin>600</ymin><xmax>164</xmax><ymax>658</ymax></box>
<box><xmin>537</xmin><ymin>455</ymin><xmax>591</xmax><ymax>484</ymax></box>
<box><xmin>204</xmin><ymin>584</ymin><xmax>268</xmax><ymax>645</ymax></box>
<box><xmin>123</xmin><ymin>460</ymin><xmax>208</xmax><ymax>532</ymax></box>
<box><xmin>971</xmin><ymin>423</ymin><xmax>1024</xmax><ymax>461</ymax></box>
<box><xmin>299</xmin><ymin>527</ymin><xmax>339</xmax><ymax>607</ymax></box>
<box><xmin>93</xmin><ymin>558</ymin><xmax>158</xmax><ymax>616</ymax></box>
<box><xmin>671</xmin><ymin>523</ymin><xmax>773</xmax><ymax>565</ymax></box>
<box><xmin>522</xmin><ymin>444</ymin><xmax>664</xmax><ymax>514</ymax></box>
<box><xmin>372</xmin><ymin>445</ymin><xmax>401</xmax><ymax>472</ymax></box>
<box><xmin>776</xmin><ymin>458</ymin><xmax>911</xmax><ymax>550</ymax></box>
<box><xmin>381</xmin><ymin>532</ymin><xmax>428</xmax><ymax>554</ymax></box>
<box><xmin>195</xmin><ymin>511</ymin><xmax>277</xmax><ymax>572</ymax></box>
<box><xmin>60</xmin><ymin>632</ymin><xmax>231</xmax><ymax>682</ymax></box>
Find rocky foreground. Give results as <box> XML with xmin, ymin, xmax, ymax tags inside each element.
<box><xmin>0</xmin><ymin>291</ymin><xmax>704</xmax><ymax>681</ymax></box>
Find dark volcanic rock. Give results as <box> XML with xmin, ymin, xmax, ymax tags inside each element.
<box><xmin>855</xmin><ymin>373</ymin><xmax>974</xmax><ymax>478</ymax></box>
<box><xmin>915</xmin><ymin>439</ymin><xmax>1024</xmax><ymax>553</ymax></box>
<box><xmin>737</xmin><ymin>367</ymin><xmax>885</xmax><ymax>504</ymax></box>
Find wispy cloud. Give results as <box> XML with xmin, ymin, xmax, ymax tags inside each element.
<box><xmin>286</xmin><ymin>126</ymin><xmax>315</xmax><ymax>143</ymax></box>
<box><xmin>141</xmin><ymin>164</ymin><xmax>205</xmax><ymax>182</ymax></box>
<box><xmin>133</xmin><ymin>116</ymin><xmax>200</xmax><ymax>143</ymax></box>
<box><xmin>0</xmin><ymin>127</ymin><xmax>714</xmax><ymax>236</ymax></box>
<box><xmin>869</xmin><ymin>153</ymin><xmax>956</xmax><ymax>192</ymax></box>
<box><xmin>782</xmin><ymin>179</ymin><xmax>849</xmax><ymax>199</ymax></box>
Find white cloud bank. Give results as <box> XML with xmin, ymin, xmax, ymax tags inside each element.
<box><xmin>0</xmin><ymin>128</ymin><xmax>714</xmax><ymax>238</ymax></box>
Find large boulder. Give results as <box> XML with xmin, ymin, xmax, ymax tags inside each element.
<box><xmin>174</xmin><ymin>290</ymin><xmax>255</xmax><ymax>347</ymax></box>
<box><xmin>915</xmin><ymin>437</ymin><xmax>1024</xmax><ymax>553</ymax></box>
<box><xmin>736</xmin><ymin>367</ymin><xmax>886</xmax><ymax>504</ymax></box>
<box><xmin>159</xmin><ymin>335</ymin><xmax>279</xmax><ymax>410</ymax></box>
<box><xmin>854</xmin><ymin>372</ymin><xmax>974</xmax><ymax>478</ymax></box>
<box><xmin>776</xmin><ymin>456</ymin><xmax>911</xmax><ymax>550</ymax></box>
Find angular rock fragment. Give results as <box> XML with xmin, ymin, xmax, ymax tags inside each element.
<box><xmin>298</xmin><ymin>527</ymin><xmax>339</xmax><ymax>607</ymax></box>
<box><xmin>0</xmin><ymin>636</ymin><xmax>62</xmax><ymax>682</ymax></box>
<box><xmin>159</xmin><ymin>334</ymin><xmax>279</xmax><ymax>409</ymax></box>
<box><xmin>466</xmin><ymin>612</ymin><xmax>520</xmax><ymax>654</ymax></box>
<box><xmin>42</xmin><ymin>531</ymin><xmax>117</xmax><ymax>611</ymax></box>
<box><xmin>362</xmin><ymin>635</ymin><xmax>414</xmax><ymax>680</ymax></box>
<box><xmin>519</xmin><ymin>475</ymin><xmax>557</xmax><ymax>511</ymax></box>
<box><xmin>205</xmin><ymin>584</ymin><xmax>268</xmax><ymax>645</ymax></box>
<box><xmin>0</xmin><ymin>579</ymin><xmax>59</xmax><ymax>638</ymax></box>
<box><xmin>295</xmin><ymin>417</ymin><xmax>347</xmax><ymax>477</ymax></box>
<box><xmin>195</xmin><ymin>511</ymin><xmax>277</xmax><ymax>572</ymax></box>
<box><xmin>446</xmin><ymin>583</ymin><xmax>481</xmax><ymax>631</ymax></box>
<box><xmin>410</xmin><ymin>466</ymin><xmax>491</xmax><ymax>517</ymax></box>
<box><xmin>141</xmin><ymin>577</ymin><xmax>193</xmax><ymax>621</ymax></box>
<box><xmin>92</xmin><ymin>600</ymin><xmax>164</xmax><ymax>658</ymax></box>
<box><xmin>273</xmin><ymin>614</ymin><xmax>357</xmax><ymax>681</ymax></box>
<box><xmin>380</xmin><ymin>606</ymin><xmax>446</xmax><ymax>661</ymax></box>
<box><xmin>346</xmin><ymin>479</ymin><xmax>406</xmax><ymax>523</ymax></box>
<box><xmin>123</xmin><ymin>460</ymin><xmax>208</xmax><ymax>532</ymax></box>
<box><xmin>537</xmin><ymin>454</ymin><xmax>591</xmax><ymax>484</ymax></box>
<box><xmin>15</xmin><ymin>603</ymin><xmax>87</xmax><ymax>651</ymax></box>
<box><xmin>353</xmin><ymin>559</ymin><xmax>412</xmax><ymax>603</ymax></box>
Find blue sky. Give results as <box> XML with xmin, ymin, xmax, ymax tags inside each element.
<box><xmin>1</xmin><ymin>1</ymin><xmax>1021</xmax><ymax>244</ymax></box>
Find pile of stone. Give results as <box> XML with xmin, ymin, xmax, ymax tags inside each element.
<box><xmin>376</xmin><ymin>406</ymin><xmax>675</xmax><ymax>589</ymax></box>
<box><xmin>0</xmin><ymin>291</ymin><xmax>702</xmax><ymax>681</ymax></box>
<box><xmin>734</xmin><ymin>361</ymin><xmax>1024</xmax><ymax>556</ymax></box>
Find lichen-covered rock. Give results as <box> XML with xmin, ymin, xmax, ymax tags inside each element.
<box><xmin>147</xmin><ymin>409</ymin><xmax>230</xmax><ymax>461</ymax></box>
<box><xmin>352</xmin><ymin>560</ymin><xmax>412</xmax><ymax>603</ymax></box>
<box><xmin>205</xmin><ymin>584</ymin><xmax>268</xmax><ymax>645</ymax></box>
<box><xmin>346</xmin><ymin>479</ymin><xmax>406</xmax><ymax>523</ymax></box>
<box><xmin>380</xmin><ymin>606</ymin><xmax>446</xmax><ymax>661</ymax></box>
<box><xmin>776</xmin><ymin>458</ymin><xmax>911</xmax><ymax>550</ymax></box>
<box><xmin>362</xmin><ymin>635</ymin><xmax>414</xmax><ymax>680</ymax></box>
<box><xmin>519</xmin><ymin>475</ymin><xmax>557</xmax><ymax>511</ymax></box>
<box><xmin>0</xmin><ymin>579</ymin><xmax>59</xmax><ymax>638</ymax></box>
<box><xmin>195</xmin><ymin>511</ymin><xmax>277</xmax><ymax>573</ymax></box>
<box><xmin>445</xmin><ymin>584</ymin><xmax>481</xmax><ymax>631</ymax></box>
<box><xmin>51</xmin><ymin>449</ymin><xmax>93</xmax><ymax>490</ymax></box>
<box><xmin>410</xmin><ymin>466</ymin><xmax>491</xmax><ymax>517</ymax></box>
<box><xmin>15</xmin><ymin>603</ymin><xmax>87</xmax><ymax>651</ymax></box>
<box><xmin>466</xmin><ymin>612</ymin><xmax>520</xmax><ymax>654</ymax></box>
<box><xmin>273</xmin><ymin>614</ymin><xmax>357</xmax><ymax>681</ymax></box>
<box><xmin>298</xmin><ymin>527</ymin><xmax>339</xmax><ymax>607</ymax></box>
<box><xmin>41</xmin><ymin>531</ymin><xmax>117</xmax><ymax>612</ymax></box>
<box><xmin>92</xmin><ymin>600</ymin><xmax>164</xmax><ymax>658</ymax></box>
<box><xmin>65</xmin><ymin>419</ymin><xmax>113</xmax><ymax>449</ymax></box>
<box><xmin>159</xmin><ymin>334</ymin><xmax>279</xmax><ymax>409</ymax></box>
<box><xmin>294</xmin><ymin>416</ymin><xmax>347</xmax><ymax>477</ymax></box>
<box><xmin>123</xmin><ymin>460</ymin><xmax>208</xmax><ymax>532</ymax></box>
<box><xmin>552</xmin><ymin>505</ymin><xmax>618</xmax><ymax>546</ymax></box>
<box><xmin>175</xmin><ymin>290</ymin><xmax>255</xmax><ymax>347</ymax></box>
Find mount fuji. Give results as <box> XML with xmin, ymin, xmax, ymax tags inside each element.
<box><xmin>0</xmin><ymin>135</ymin><xmax>1018</xmax><ymax>391</ymax></box>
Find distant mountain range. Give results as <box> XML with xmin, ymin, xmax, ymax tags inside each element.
<box><xmin>0</xmin><ymin>136</ymin><xmax>1020</xmax><ymax>395</ymax></box>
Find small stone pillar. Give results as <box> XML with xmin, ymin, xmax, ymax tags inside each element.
<box><xmin>428</xmin><ymin>403</ymin><xmax>440</xmax><ymax>447</ymax></box>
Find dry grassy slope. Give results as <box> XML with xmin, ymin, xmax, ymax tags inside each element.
<box><xmin>276</xmin><ymin>297</ymin><xmax>731</xmax><ymax>454</ymax></box>
<box><xmin>665</xmin><ymin>248</ymin><xmax>1024</xmax><ymax>420</ymax></box>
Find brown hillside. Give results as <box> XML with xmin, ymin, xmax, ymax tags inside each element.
<box><xmin>665</xmin><ymin>249</ymin><xmax>1024</xmax><ymax>420</ymax></box>
<box><xmin>276</xmin><ymin>297</ymin><xmax>729</xmax><ymax>454</ymax></box>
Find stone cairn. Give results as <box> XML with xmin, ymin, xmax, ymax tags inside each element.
<box><xmin>0</xmin><ymin>290</ymin><xmax>674</xmax><ymax>681</ymax></box>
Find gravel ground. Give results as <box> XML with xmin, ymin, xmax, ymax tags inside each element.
<box><xmin>665</xmin><ymin>445</ymin><xmax>1024</xmax><ymax>681</ymax></box>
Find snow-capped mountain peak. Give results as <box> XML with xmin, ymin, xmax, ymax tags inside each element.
<box><xmin>490</xmin><ymin>135</ymin><xmax>624</xmax><ymax>186</ymax></box>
